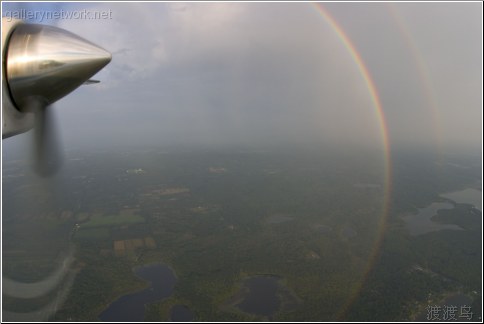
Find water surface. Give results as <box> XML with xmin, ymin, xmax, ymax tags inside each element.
<box><xmin>441</xmin><ymin>188</ymin><xmax>482</xmax><ymax>212</ymax></box>
<box><xmin>403</xmin><ymin>202</ymin><xmax>462</xmax><ymax>236</ymax></box>
<box><xmin>170</xmin><ymin>305</ymin><xmax>195</xmax><ymax>322</ymax></box>
<box><xmin>99</xmin><ymin>263</ymin><xmax>176</xmax><ymax>322</ymax></box>
<box><xmin>236</xmin><ymin>276</ymin><xmax>280</xmax><ymax>317</ymax></box>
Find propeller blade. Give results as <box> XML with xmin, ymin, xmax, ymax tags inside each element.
<box><xmin>27</xmin><ymin>99</ymin><xmax>63</xmax><ymax>176</ymax></box>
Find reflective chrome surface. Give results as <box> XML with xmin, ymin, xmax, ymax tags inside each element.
<box><xmin>6</xmin><ymin>23</ymin><xmax>111</xmax><ymax>111</ymax></box>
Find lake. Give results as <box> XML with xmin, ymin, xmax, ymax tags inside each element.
<box><xmin>403</xmin><ymin>187</ymin><xmax>482</xmax><ymax>236</ymax></box>
<box><xmin>225</xmin><ymin>275</ymin><xmax>301</xmax><ymax>319</ymax></box>
<box><xmin>170</xmin><ymin>305</ymin><xmax>195</xmax><ymax>322</ymax></box>
<box><xmin>441</xmin><ymin>188</ymin><xmax>482</xmax><ymax>212</ymax></box>
<box><xmin>402</xmin><ymin>202</ymin><xmax>462</xmax><ymax>236</ymax></box>
<box><xmin>98</xmin><ymin>263</ymin><xmax>176</xmax><ymax>322</ymax></box>
<box><xmin>236</xmin><ymin>276</ymin><xmax>281</xmax><ymax>317</ymax></box>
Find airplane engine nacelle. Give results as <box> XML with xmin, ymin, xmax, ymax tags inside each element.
<box><xmin>2</xmin><ymin>18</ymin><xmax>111</xmax><ymax>139</ymax></box>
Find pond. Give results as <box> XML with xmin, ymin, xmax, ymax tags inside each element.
<box><xmin>266</xmin><ymin>214</ymin><xmax>294</xmax><ymax>224</ymax></box>
<box><xmin>99</xmin><ymin>263</ymin><xmax>176</xmax><ymax>322</ymax></box>
<box><xmin>225</xmin><ymin>275</ymin><xmax>301</xmax><ymax>319</ymax></box>
<box><xmin>236</xmin><ymin>276</ymin><xmax>280</xmax><ymax>317</ymax></box>
<box><xmin>341</xmin><ymin>226</ymin><xmax>357</xmax><ymax>239</ymax></box>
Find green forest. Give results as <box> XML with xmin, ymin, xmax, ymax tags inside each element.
<box><xmin>2</xmin><ymin>147</ymin><xmax>481</xmax><ymax>321</ymax></box>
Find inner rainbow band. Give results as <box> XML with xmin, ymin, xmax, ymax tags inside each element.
<box><xmin>313</xmin><ymin>4</ymin><xmax>393</xmax><ymax>318</ymax></box>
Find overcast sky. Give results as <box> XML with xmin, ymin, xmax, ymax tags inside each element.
<box><xmin>2</xmin><ymin>2</ymin><xmax>482</xmax><ymax>154</ymax></box>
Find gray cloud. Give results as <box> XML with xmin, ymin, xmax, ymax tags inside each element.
<box><xmin>3</xmin><ymin>2</ymin><xmax>482</xmax><ymax>153</ymax></box>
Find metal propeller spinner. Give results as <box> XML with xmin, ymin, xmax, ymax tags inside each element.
<box><xmin>5</xmin><ymin>23</ymin><xmax>111</xmax><ymax>176</ymax></box>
